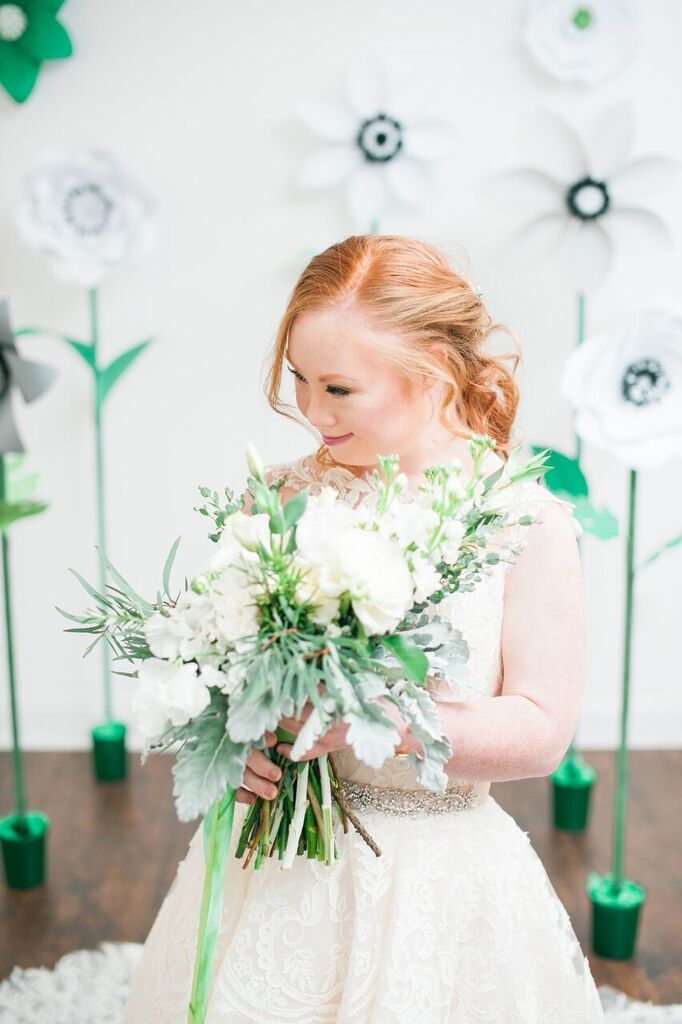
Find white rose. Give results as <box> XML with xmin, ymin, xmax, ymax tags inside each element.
<box><xmin>336</xmin><ymin>529</ymin><xmax>414</xmax><ymax>635</ymax></box>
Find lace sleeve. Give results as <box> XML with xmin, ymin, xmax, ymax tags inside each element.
<box><xmin>502</xmin><ymin>479</ymin><xmax>583</xmax><ymax>551</ymax></box>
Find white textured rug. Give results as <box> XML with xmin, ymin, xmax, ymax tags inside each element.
<box><xmin>0</xmin><ymin>942</ymin><xmax>680</xmax><ymax>1022</ymax></box>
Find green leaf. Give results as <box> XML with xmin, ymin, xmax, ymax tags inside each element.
<box><xmin>69</xmin><ymin>567</ymin><xmax>116</xmax><ymax>610</ymax></box>
<box><xmin>97</xmin><ymin>338</ymin><xmax>153</xmax><ymax>405</ymax></box>
<box><xmin>638</xmin><ymin>532</ymin><xmax>682</xmax><ymax>571</ymax></box>
<box><xmin>0</xmin><ymin>500</ymin><xmax>47</xmax><ymax>529</ymax></box>
<box><xmin>97</xmin><ymin>546</ymin><xmax>155</xmax><ymax>615</ymax></box>
<box><xmin>162</xmin><ymin>536</ymin><xmax>182</xmax><ymax>598</ymax></box>
<box><xmin>379</xmin><ymin>633</ymin><xmax>429</xmax><ymax>684</ymax></box>
<box><xmin>172</xmin><ymin>711</ymin><xmax>250</xmax><ymax>822</ymax></box>
<box><xmin>282</xmin><ymin>489</ymin><xmax>308</xmax><ymax>530</ymax></box>
<box><xmin>530</xmin><ymin>446</ymin><xmax>588</xmax><ymax>498</ymax></box>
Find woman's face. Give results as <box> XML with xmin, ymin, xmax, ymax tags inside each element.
<box><xmin>285</xmin><ymin>303</ymin><xmax>450</xmax><ymax>469</ymax></box>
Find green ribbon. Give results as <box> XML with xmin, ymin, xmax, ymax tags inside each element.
<box><xmin>188</xmin><ymin>786</ymin><xmax>237</xmax><ymax>1023</ymax></box>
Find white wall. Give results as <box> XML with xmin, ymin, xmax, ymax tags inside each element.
<box><xmin>1</xmin><ymin>0</ymin><xmax>681</xmax><ymax>751</ymax></box>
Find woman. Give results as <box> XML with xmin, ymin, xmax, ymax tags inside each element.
<box><xmin>122</xmin><ymin>234</ymin><xmax>605</xmax><ymax>1022</ymax></box>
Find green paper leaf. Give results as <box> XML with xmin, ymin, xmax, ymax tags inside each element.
<box><xmin>567</xmin><ymin>494</ymin><xmax>619</xmax><ymax>540</ymax></box>
<box><xmin>379</xmin><ymin>633</ymin><xmax>429</xmax><ymax>684</ymax></box>
<box><xmin>530</xmin><ymin>446</ymin><xmax>588</xmax><ymax>498</ymax></box>
<box><xmin>97</xmin><ymin>338</ymin><xmax>153</xmax><ymax>406</ymax></box>
<box><xmin>0</xmin><ymin>41</ymin><xmax>40</xmax><ymax>103</ymax></box>
<box><xmin>638</xmin><ymin>532</ymin><xmax>682</xmax><ymax>572</ymax></box>
<box><xmin>0</xmin><ymin>499</ymin><xmax>47</xmax><ymax>529</ymax></box>
<box><xmin>20</xmin><ymin>14</ymin><xmax>73</xmax><ymax>61</ymax></box>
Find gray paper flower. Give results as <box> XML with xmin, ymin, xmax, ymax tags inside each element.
<box><xmin>0</xmin><ymin>298</ymin><xmax>57</xmax><ymax>452</ymax></box>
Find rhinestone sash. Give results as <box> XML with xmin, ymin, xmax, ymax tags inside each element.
<box><xmin>338</xmin><ymin>779</ymin><xmax>486</xmax><ymax>817</ymax></box>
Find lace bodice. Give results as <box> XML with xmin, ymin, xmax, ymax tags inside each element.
<box><xmin>264</xmin><ymin>450</ymin><xmax>581</xmax><ymax>794</ymax></box>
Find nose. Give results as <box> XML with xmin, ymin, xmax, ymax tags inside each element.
<box><xmin>302</xmin><ymin>392</ymin><xmax>338</xmax><ymax>430</ymax></box>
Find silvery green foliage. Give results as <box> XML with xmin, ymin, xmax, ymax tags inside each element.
<box><xmin>386</xmin><ymin>680</ymin><xmax>454</xmax><ymax>793</ymax></box>
<box><xmin>172</xmin><ymin>695</ymin><xmax>251</xmax><ymax>821</ymax></box>
<box><xmin>342</xmin><ymin>704</ymin><xmax>402</xmax><ymax>769</ymax></box>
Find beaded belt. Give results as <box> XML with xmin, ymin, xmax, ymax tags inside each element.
<box><xmin>338</xmin><ymin>779</ymin><xmax>485</xmax><ymax>817</ymax></box>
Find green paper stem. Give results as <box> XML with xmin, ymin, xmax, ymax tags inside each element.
<box><xmin>0</xmin><ymin>455</ymin><xmax>28</xmax><ymax>833</ymax></box>
<box><xmin>612</xmin><ymin>469</ymin><xmax>637</xmax><ymax>892</ymax></box>
<box><xmin>89</xmin><ymin>288</ymin><xmax>113</xmax><ymax>723</ymax></box>
<box><xmin>189</xmin><ymin>787</ymin><xmax>237</xmax><ymax>1023</ymax></box>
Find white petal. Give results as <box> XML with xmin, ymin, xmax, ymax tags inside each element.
<box><xmin>526</xmin><ymin>108</ymin><xmax>589</xmax><ymax>183</ymax></box>
<box><xmin>504</xmin><ymin>210</ymin><xmax>572</xmax><ymax>263</ymax></box>
<box><xmin>297</xmin><ymin>145</ymin><xmax>362</xmax><ymax>188</ymax></box>
<box><xmin>403</xmin><ymin>122</ymin><xmax>456</xmax><ymax>161</ymax></box>
<box><xmin>344</xmin><ymin>58</ymin><xmax>388</xmax><ymax>117</ymax></box>
<box><xmin>610</xmin><ymin>156</ymin><xmax>682</xmax><ymax>203</ymax></box>
<box><xmin>296</xmin><ymin>96</ymin><xmax>358</xmax><ymax>143</ymax></box>
<box><xmin>585</xmin><ymin>100</ymin><xmax>635</xmax><ymax>179</ymax></box>
<box><xmin>345</xmin><ymin>165</ymin><xmax>389</xmax><ymax>229</ymax></box>
<box><xmin>385</xmin><ymin>157</ymin><xmax>433</xmax><ymax>206</ymax></box>
<box><xmin>558</xmin><ymin>219</ymin><xmax>613</xmax><ymax>292</ymax></box>
<box><xmin>608</xmin><ymin>206</ymin><xmax>674</xmax><ymax>250</ymax></box>
<box><xmin>494</xmin><ymin>167</ymin><xmax>566</xmax><ymax>214</ymax></box>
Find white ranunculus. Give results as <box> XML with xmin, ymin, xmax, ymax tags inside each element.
<box><xmin>337</xmin><ymin>529</ymin><xmax>414</xmax><ymax>635</ymax></box>
<box><xmin>210</xmin><ymin>568</ymin><xmax>260</xmax><ymax>643</ymax></box>
<box><xmin>297</xmin><ymin>56</ymin><xmax>455</xmax><ymax>229</ymax></box>
<box><xmin>16</xmin><ymin>147</ymin><xmax>156</xmax><ymax>286</ymax></box>
<box><xmin>561</xmin><ymin>299</ymin><xmax>682</xmax><ymax>469</ymax></box>
<box><xmin>523</xmin><ymin>0</ymin><xmax>642</xmax><ymax>86</ymax></box>
<box><xmin>143</xmin><ymin>589</ymin><xmax>212</xmax><ymax>660</ymax></box>
<box><xmin>132</xmin><ymin>658</ymin><xmax>211</xmax><ymax>738</ymax></box>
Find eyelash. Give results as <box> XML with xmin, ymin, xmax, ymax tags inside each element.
<box><xmin>286</xmin><ymin>365</ymin><xmax>351</xmax><ymax>397</ymax></box>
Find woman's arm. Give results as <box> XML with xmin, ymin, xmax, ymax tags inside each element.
<box><xmin>389</xmin><ymin>501</ymin><xmax>586</xmax><ymax>782</ymax></box>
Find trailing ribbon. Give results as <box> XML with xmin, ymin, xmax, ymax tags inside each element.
<box><xmin>188</xmin><ymin>786</ymin><xmax>237</xmax><ymax>1023</ymax></box>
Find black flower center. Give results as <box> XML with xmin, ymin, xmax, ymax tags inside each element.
<box><xmin>356</xmin><ymin>113</ymin><xmax>403</xmax><ymax>163</ymax></box>
<box><xmin>566</xmin><ymin>177</ymin><xmax>610</xmax><ymax>221</ymax></box>
<box><xmin>62</xmin><ymin>183</ymin><xmax>113</xmax><ymax>237</ymax></box>
<box><xmin>0</xmin><ymin>351</ymin><xmax>10</xmax><ymax>401</ymax></box>
<box><xmin>621</xmin><ymin>358</ymin><xmax>671</xmax><ymax>407</ymax></box>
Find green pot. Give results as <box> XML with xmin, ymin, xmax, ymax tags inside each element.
<box><xmin>587</xmin><ymin>871</ymin><xmax>646</xmax><ymax>959</ymax></box>
<box><xmin>0</xmin><ymin>810</ymin><xmax>50</xmax><ymax>889</ymax></box>
<box><xmin>91</xmin><ymin>721</ymin><xmax>127</xmax><ymax>781</ymax></box>
<box><xmin>551</xmin><ymin>756</ymin><xmax>597</xmax><ymax>831</ymax></box>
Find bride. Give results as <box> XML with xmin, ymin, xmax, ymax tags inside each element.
<box><xmin>122</xmin><ymin>233</ymin><xmax>606</xmax><ymax>1022</ymax></box>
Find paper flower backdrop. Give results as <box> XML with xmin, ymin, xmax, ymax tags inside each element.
<box><xmin>16</xmin><ymin>147</ymin><xmax>156</xmax><ymax>286</ymax></box>
<box><xmin>0</xmin><ymin>0</ymin><xmax>72</xmax><ymax>103</ymax></box>
<box><xmin>523</xmin><ymin>0</ymin><xmax>642</xmax><ymax>86</ymax></box>
<box><xmin>0</xmin><ymin>298</ymin><xmax>56</xmax><ymax>452</ymax></box>
<box><xmin>562</xmin><ymin>300</ymin><xmax>682</xmax><ymax>470</ymax></box>
<box><xmin>502</xmin><ymin>103</ymin><xmax>680</xmax><ymax>291</ymax></box>
<box><xmin>297</xmin><ymin>60</ymin><xmax>454</xmax><ymax>229</ymax></box>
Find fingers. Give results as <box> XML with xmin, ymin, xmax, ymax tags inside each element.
<box><xmin>242</xmin><ymin>766</ymin><xmax>279</xmax><ymax>800</ymax></box>
<box><xmin>246</xmin><ymin>747</ymin><xmax>281</xmax><ymax>780</ymax></box>
<box><xmin>264</xmin><ymin>730</ymin><xmax>278</xmax><ymax>746</ymax></box>
<box><xmin>235</xmin><ymin>787</ymin><xmax>256</xmax><ymax>805</ymax></box>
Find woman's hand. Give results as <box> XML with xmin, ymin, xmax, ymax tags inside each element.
<box><xmin>275</xmin><ymin>700</ymin><xmax>351</xmax><ymax>762</ymax></box>
<box><xmin>235</xmin><ymin>731</ymin><xmax>283</xmax><ymax>805</ymax></box>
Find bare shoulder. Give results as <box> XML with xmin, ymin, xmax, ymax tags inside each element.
<box><xmin>504</xmin><ymin>496</ymin><xmax>582</xmax><ymax>601</ymax></box>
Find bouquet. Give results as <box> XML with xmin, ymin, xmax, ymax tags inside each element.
<box><xmin>59</xmin><ymin>434</ymin><xmax>549</xmax><ymax>1022</ymax></box>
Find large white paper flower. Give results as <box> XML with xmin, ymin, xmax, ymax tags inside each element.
<box><xmin>523</xmin><ymin>0</ymin><xmax>642</xmax><ymax>85</ymax></box>
<box><xmin>502</xmin><ymin>103</ymin><xmax>679</xmax><ymax>291</ymax></box>
<box><xmin>16</xmin><ymin>147</ymin><xmax>156</xmax><ymax>286</ymax></box>
<box><xmin>561</xmin><ymin>299</ymin><xmax>682</xmax><ymax>469</ymax></box>
<box><xmin>296</xmin><ymin>59</ymin><xmax>454</xmax><ymax>228</ymax></box>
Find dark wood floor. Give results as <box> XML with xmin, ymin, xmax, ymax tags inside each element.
<box><xmin>0</xmin><ymin>750</ymin><xmax>680</xmax><ymax>1003</ymax></box>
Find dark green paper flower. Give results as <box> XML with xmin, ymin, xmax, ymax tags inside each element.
<box><xmin>0</xmin><ymin>0</ymin><xmax>72</xmax><ymax>104</ymax></box>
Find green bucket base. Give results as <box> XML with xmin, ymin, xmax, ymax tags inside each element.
<box><xmin>551</xmin><ymin>756</ymin><xmax>597</xmax><ymax>831</ymax></box>
<box><xmin>91</xmin><ymin>721</ymin><xmax>128</xmax><ymax>781</ymax></box>
<box><xmin>587</xmin><ymin>871</ymin><xmax>646</xmax><ymax>960</ymax></box>
<box><xmin>0</xmin><ymin>811</ymin><xmax>50</xmax><ymax>889</ymax></box>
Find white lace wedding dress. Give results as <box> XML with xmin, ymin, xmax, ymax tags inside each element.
<box><xmin>2</xmin><ymin>453</ymin><xmax>678</xmax><ymax>1023</ymax></box>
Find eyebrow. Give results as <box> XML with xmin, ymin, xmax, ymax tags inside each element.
<box><xmin>285</xmin><ymin>356</ymin><xmax>359</xmax><ymax>384</ymax></box>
